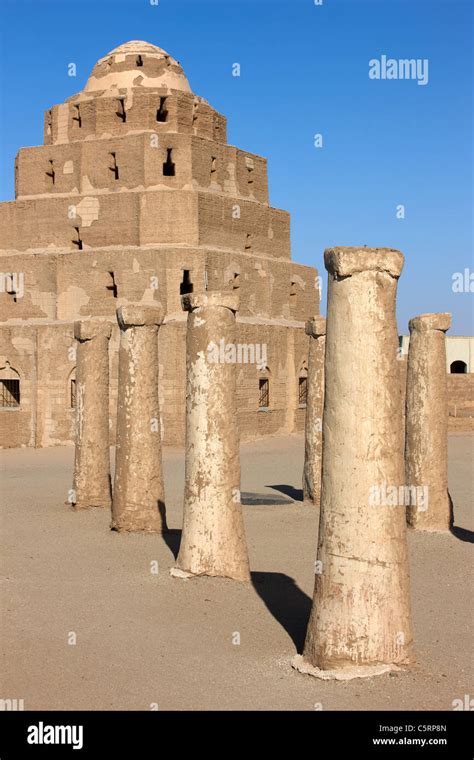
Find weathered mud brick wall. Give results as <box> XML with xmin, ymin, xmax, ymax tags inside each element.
<box><xmin>0</xmin><ymin>325</ymin><xmax>36</xmax><ymax>447</ymax></box>
<box><xmin>447</xmin><ymin>374</ymin><xmax>474</xmax><ymax>431</ymax></box>
<box><xmin>0</xmin><ymin>254</ymin><xmax>56</xmax><ymax>321</ymax></box>
<box><xmin>0</xmin><ymin>40</ymin><xmax>319</xmax><ymax>448</ymax></box>
<box><xmin>235</xmin><ymin>322</ymin><xmax>309</xmax><ymax>440</ymax></box>
<box><xmin>35</xmin><ymin>325</ymin><xmax>77</xmax><ymax>447</ymax></box>
<box><xmin>400</xmin><ymin>350</ymin><xmax>473</xmax><ymax>433</ymax></box>
<box><xmin>158</xmin><ymin>320</ymin><xmax>187</xmax><ymax>445</ymax></box>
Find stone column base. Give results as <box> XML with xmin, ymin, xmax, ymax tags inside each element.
<box><xmin>111</xmin><ymin>507</ymin><xmax>165</xmax><ymax>533</ymax></box>
<box><xmin>170</xmin><ymin>565</ymin><xmax>250</xmax><ymax>582</ymax></box>
<box><xmin>291</xmin><ymin>654</ymin><xmax>404</xmax><ymax>681</ymax></box>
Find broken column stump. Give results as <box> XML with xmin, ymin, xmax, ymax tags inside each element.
<box><xmin>406</xmin><ymin>312</ymin><xmax>452</xmax><ymax>531</ymax></box>
<box><xmin>72</xmin><ymin>320</ymin><xmax>112</xmax><ymax>510</ymax></box>
<box><xmin>174</xmin><ymin>292</ymin><xmax>250</xmax><ymax>581</ymax></box>
<box><xmin>302</xmin><ymin>316</ymin><xmax>326</xmax><ymax>505</ymax></box>
<box><xmin>111</xmin><ymin>304</ymin><xmax>167</xmax><ymax>533</ymax></box>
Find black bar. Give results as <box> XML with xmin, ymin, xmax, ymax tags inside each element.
<box><xmin>0</xmin><ymin>710</ymin><xmax>472</xmax><ymax>757</ymax></box>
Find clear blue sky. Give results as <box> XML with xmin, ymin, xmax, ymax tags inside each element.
<box><xmin>0</xmin><ymin>0</ymin><xmax>472</xmax><ymax>333</ymax></box>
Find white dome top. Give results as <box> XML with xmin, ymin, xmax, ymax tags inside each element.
<box><xmin>84</xmin><ymin>40</ymin><xmax>192</xmax><ymax>94</ymax></box>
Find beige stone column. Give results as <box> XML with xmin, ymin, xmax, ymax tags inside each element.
<box><xmin>111</xmin><ymin>304</ymin><xmax>167</xmax><ymax>533</ymax></box>
<box><xmin>293</xmin><ymin>247</ymin><xmax>413</xmax><ymax>680</ymax></box>
<box><xmin>406</xmin><ymin>313</ymin><xmax>451</xmax><ymax>531</ymax></box>
<box><xmin>302</xmin><ymin>316</ymin><xmax>326</xmax><ymax>505</ymax></box>
<box><xmin>174</xmin><ymin>292</ymin><xmax>250</xmax><ymax>581</ymax></box>
<box><xmin>72</xmin><ymin>320</ymin><xmax>112</xmax><ymax>510</ymax></box>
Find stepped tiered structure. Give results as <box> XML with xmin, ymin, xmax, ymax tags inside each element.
<box><xmin>0</xmin><ymin>40</ymin><xmax>318</xmax><ymax>448</ymax></box>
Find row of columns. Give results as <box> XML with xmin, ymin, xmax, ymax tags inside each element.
<box><xmin>302</xmin><ymin>274</ymin><xmax>451</xmax><ymax>536</ymax></box>
<box><xmin>72</xmin><ymin>246</ymin><xmax>451</xmax><ymax>680</ymax></box>
<box><xmin>72</xmin><ymin>293</ymin><xmax>249</xmax><ymax>581</ymax></box>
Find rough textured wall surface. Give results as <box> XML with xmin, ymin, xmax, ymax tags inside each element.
<box><xmin>447</xmin><ymin>373</ymin><xmax>474</xmax><ymax>431</ymax></box>
<box><xmin>0</xmin><ymin>39</ymin><xmax>318</xmax><ymax>448</ymax></box>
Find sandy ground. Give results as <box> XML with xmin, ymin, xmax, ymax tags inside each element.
<box><xmin>0</xmin><ymin>433</ymin><xmax>472</xmax><ymax>711</ymax></box>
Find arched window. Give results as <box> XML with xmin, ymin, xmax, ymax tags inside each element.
<box><xmin>298</xmin><ymin>361</ymin><xmax>308</xmax><ymax>407</ymax></box>
<box><xmin>68</xmin><ymin>368</ymin><xmax>76</xmax><ymax>408</ymax></box>
<box><xmin>156</xmin><ymin>96</ymin><xmax>168</xmax><ymax>122</ymax></box>
<box><xmin>163</xmin><ymin>147</ymin><xmax>175</xmax><ymax>176</ymax></box>
<box><xmin>298</xmin><ymin>376</ymin><xmax>307</xmax><ymax>406</ymax></box>
<box><xmin>259</xmin><ymin>378</ymin><xmax>269</xmax><ymax>409</ymax></box>
<box><xmin>450</xmin><ymin>360</ymin><xmax>467</xmax><ymax>374</ymax></box>
<box><xmin>180</xmin><ymin>269</ymin><xmax>193</xmax><ymax>295</ymax></box>
<box><xmin>0</xmin><ymin>362</ymin><xmax>20</xmax><ymax>408</ymax></box>
<box><xmin>258</xmin><ymin>366</ymin><xmax>270</xmax><ymax>410</ymax></box>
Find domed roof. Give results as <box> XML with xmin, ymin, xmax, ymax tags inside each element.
<box><xmin>84</xmin><ymin>40</ymin><xmax>192</xmax><ymax>94</ymax></box>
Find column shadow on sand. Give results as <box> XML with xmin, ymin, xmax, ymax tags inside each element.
<box><xmin>162</xmin><ymin>541</ymin><xmax>312</xmax><ymax>651</ymax></box>
<box><xmin>265</xmin><ymin>484</ymin><xmax>304</xmax><ymax>502</ymax></box>
<box><xmin>450</xmin><ymin>525</ymin><xmax>474</xmax><ymax>543</ymax></box>
<box><xmin>163</xmin><ymin>528</ymin><xmax>182</xmax><ymax>559</ymax></box>
<box><xmin>251</xmin><ymin>571</ymin><xmax>312</xmax><ymax>652</ymax></box>
<box><xmin>241</xmin><ymin>491</ymin><xmax>294</xmax><ymax>506</ymax></box>
<box><xmin>448</xmin><ymin>493</ymin><xmax>474</xmax><ymax>543</ymax></box>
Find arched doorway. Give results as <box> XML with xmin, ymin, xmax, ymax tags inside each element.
<box><xmin>450</xmin><ymin>360</ymin><xmax>467</xmax><ymax>374</ymax></box>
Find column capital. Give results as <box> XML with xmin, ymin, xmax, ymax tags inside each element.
<box><xmin>181</xmin><ymin>291</ymin><xmax>239</xmax><ymax>314</ymax></box>
<box><xmin>305</xmin><ymin>316</ymin><xmax>326</xmax><ymax>339</ymax></box>
<box><xmin>74</xmin><ymin>319</ymin><xmax>112</xmax><ymax>342</ymax></box>
<box><xmin>324</xmin><ymin>247</ymin><xmax>404</xmax><ymax>279</ymax></box>
<box><xmin>409</xmin><ymin>313</ymin><xmax>451</xmax><ymax>333</ymax></box>
<box><xmin>116</xmin><ymin>303</ymin><xmax>165</xmax><ymax>329</ymax></box>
